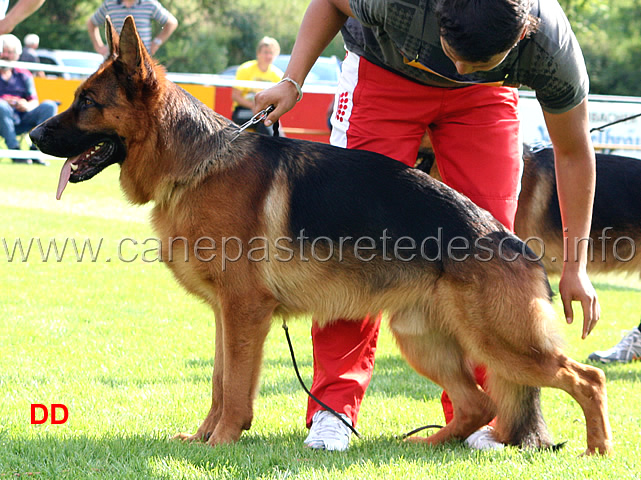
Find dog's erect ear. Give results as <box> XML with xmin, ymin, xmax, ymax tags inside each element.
<box><xmin>105</xmin><ymin>16</ymin><xmax>119</xmax><ymax>59</ymax></box>
<box><xmin>117</xmin><ymin>16</ymin><xmax>156</xmax><ymax>81</ymax></box>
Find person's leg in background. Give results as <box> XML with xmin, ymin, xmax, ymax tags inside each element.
<box><xmin>16</xmin><ymin>100</ymin><xmax>58</xmax><ymax>132</ymax></box>
<box><xmin>0</xmin><ymin>99</ymin><xmax>27</xmax><ymax>163</ymax></box>
<box><xmin>15</xmin><ymin>100</ymin><xmax>58</xmax><ymax>165</ymax></box>
<box><xmin>588</xmin><ymin>320</ymin><xmax>641</xmax><ymax>363</ymax></box>
<box><xmin>429</xmin><ymin>84</ymin><xmax>522</xmax><ymax>449</ymax></box>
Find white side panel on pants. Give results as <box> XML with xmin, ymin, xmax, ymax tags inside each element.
<box><xmin>330</xmin><ymin>51</ymin><xmax>361</xmax><ymax>148</ymax></box>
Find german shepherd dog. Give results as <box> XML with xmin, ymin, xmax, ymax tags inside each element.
<box><xmin>30</xmin><ymin>17</ymin><xmax>612</xmax><ymax>454</ymax></box>
<box><xmin>418</xmin><ymin>145</ymin><xmax>641</xmax><ymax>278</ymax></box>
<box><xmin>517</xmin><ymin>147</ymin><xmax>641</xmax><ymax>278</ymax></box>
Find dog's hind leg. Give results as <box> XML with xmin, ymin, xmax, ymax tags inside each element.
<box><xmin>390</xmin><ymin>312</ymin><xmax>496</xmax><ymax>445</ymax></box>
<box><xmin>485</xmin><ymin>374</ymin><xmax>552</xmax><ymax>449</ymax></box>
<box><xmin>551</xmin><ymin>356</ymin><xmax>612</xmax><ymax>456</ymax></box>
<box><xmin>453</xmin><ymin>263</ymin><xmax>612</xmax><ymax>454</ymax></box>
<box><xmin>474</xmin><ymin>315</ymin><xmax>612</xmax><ymax>454</ymax></box>
<box><xmin>493</xmin><ymin>352</ymin><xmax>612</xmax><ymax>455</ymax></box>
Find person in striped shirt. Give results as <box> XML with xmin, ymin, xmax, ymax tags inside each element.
<box><xmin>87</xmin><ymin>0</ymin><xmax>178</xmax><ymax>56</ymax></box>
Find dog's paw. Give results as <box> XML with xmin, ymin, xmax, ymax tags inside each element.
<box><xmin>205</xmin><ymin>427</ymin><xmax>242</xmax><ymax>447</ymax></box>
<box><xmin>403</xmin><ymin>435</ymin><xmax>441</xmax><ymax>445</ymax></box>
<box><xmin>582</xmin><ymin>443</ymin><xmax>614</xmax><ymax>456</ymax></box>
<box><xmin>172</xmin><ymin>432</ymin><xmax>210</xmax><ymax>443</ymax></box>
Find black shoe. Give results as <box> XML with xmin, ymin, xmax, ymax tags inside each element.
<box><xmin>31</xmin><ymin>157</ymin><xmax>49</xmax><ymax>166</ymax></box>
<box><xmin>12</xmin><ymin>158</ymin><xmax>32</xmax><ymax>164</ymax></box>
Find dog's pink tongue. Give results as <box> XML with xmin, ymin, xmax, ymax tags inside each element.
<box><xmin>56</xmin><ymin>158</ymin><xmax>73</xmax><ymax>200</ymax></box>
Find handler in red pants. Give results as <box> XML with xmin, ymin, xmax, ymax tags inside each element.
<box><xmin>256</xmin><ymin>0</ymin><xmax>600</xmax><ymax>451</ymax></box>
<box><xmin>305</xmin><ymin>54</ymin><xmax>516</xmax><ymax>450</ymax></box>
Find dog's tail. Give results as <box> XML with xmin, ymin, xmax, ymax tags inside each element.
<box><xmin>489</xmin><ymin>378</ymin><xmax>553</xmax><ymax>448</ymax></box>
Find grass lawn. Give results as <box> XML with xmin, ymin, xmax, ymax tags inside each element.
<box><xmin>1</xmin><ymin>159</ymin><xmax>640</xmax><ymax>479</ymax></box>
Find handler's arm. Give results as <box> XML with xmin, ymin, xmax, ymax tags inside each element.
<box><xmin>255</xmin><ymin>0</ymin><xmax>353</xmax><ymax>126</ymax></box>
<box><xmin>543</xmin><ymin>97</ymin><xmax>600</xmax><ymax>339</ymax></box>
<box><xmin>0</xmin><ymin>0</ymin><xmax>45</xmax><ymax>35</ymax></box>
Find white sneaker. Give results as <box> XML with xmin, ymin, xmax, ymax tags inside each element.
<box><xmin>464</xmin><ymin>426</ymin><xmax>504</xmax><ymax>450</ymax></box>
<box><xmin>588</xmin><ymin>329</ymin><xmax>641</xmax><ymax>364</ymax></box>
<box><xmin>304</xmin><ymin>410</ymin><xmax>352</xmax><ymax>451</ymax></box>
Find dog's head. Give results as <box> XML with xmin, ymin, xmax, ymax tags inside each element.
<box><xmin>30</xmin><ymin>16</ymin><xmax>164</xmax><ymax>200</ymax></box>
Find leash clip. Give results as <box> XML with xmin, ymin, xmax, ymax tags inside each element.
<box><xmin>236</xmin><ymin>105</ymin><xmax>275</xmax><ymax>135</ymax></box>
<box><xmin>229</xmin><ymin>105</ymin><xmax>276</xmax><ymax>143</ymax></box>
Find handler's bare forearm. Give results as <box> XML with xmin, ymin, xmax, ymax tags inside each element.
<box><xmin>256</xmin><ymin>0</ymin><xmax>352</xmax><ymax>125</ymax></box>
<box><xmin>544</xmin><ymin>100</ymin><xmax>595</xmax><ymax>269</ymax></box>
<box><xmin>555</xmin><ymin>152</ymin><xmax>595</xmax><ymax>269</ymax></box>
<box><xmin>0</xmin><ymin>0</ymin><xmax>45</xmax><ymax>34</ymax></box>
<box><xmin>543</xmin><ymin>98</ymin><xmax>600</xmax><ymax>337</ymax></box>
<box><xmin>284</xmin><ymin>0</ymin><xmax>352</xmax><ymax>85</ymax></box>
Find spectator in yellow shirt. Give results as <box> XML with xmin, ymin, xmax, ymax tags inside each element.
<box><xmin>231</xmin><ymin>36</ymin><xmax>282</xmax><ymax>136</ymax></box>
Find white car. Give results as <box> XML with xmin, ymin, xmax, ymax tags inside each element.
<box><xmin>218</xmin><ymin>55</ymin><xmax>342</xmax><ymax>86</ymax></box>
<box><xmin>33</xmin><ymin>49</ymin><xmax>105</xmax><ymax>79</ymax></box>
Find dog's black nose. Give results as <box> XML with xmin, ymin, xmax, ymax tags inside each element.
<box><xmin>30</xmin><ymin>124</ymin><xmax>44</xmax><ymax>148</ymax></box>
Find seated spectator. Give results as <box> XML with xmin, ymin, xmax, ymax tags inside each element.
<box><xmin>0</xmin><ymin>33</ymin><xmax>56</xmax><ymax>165</ymax></box>
<box><xmin>231</xmin><ymin>36</ymin><xmax>283</xmax><ymax>136</ymax></box>
<box><xmin>19</xmin><ymin>33</ymin><xmax>44</xmax><ymax>77</ymax></box>
<box><xmin>18</xmin><ymin>33</ymin><xmax>39</xmax><ymax>62</ymax></box>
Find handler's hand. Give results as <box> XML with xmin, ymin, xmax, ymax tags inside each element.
<box><xmin>559</xmin><ymin>268</ymin><xmax>600</xmax><ymax>339</ymax></box>
<box><xmin>254</xmin><ymin>80</ymin><xmax>299</xmax><ymax>127</ymax></box>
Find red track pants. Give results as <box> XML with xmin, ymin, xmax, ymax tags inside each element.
<box><xmin>306</xmin><ymin>52</ymin><xmax>521</xmax><ymax>428</ymax></box>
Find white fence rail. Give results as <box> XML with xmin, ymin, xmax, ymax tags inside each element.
<box><xmin>2</xmin><ymin>59</ymin><xmax>641</xmax><ymax>161</ymax></box>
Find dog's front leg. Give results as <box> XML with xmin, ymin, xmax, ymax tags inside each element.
<box><xmin>205</xmin><ymin>294</ymin><xmax>275</xmax><ymax>446</ymax></box>
<box><xmin>175</xmin><ymin>304</ymin><xmax>225</xmax><ymax>443</ymax></box>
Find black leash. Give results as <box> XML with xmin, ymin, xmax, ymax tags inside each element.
<box><xmin>400</xmin><ymin>424</ymin><xmax>443</xmax><ymax>440</ymax></box>
<box><xmin>590</xmin><ymin>111</ymin><xmax>641</xmax><ymax>133</ymax></box>
<box><xmin>282</xmin><ymin>321</ymin><xmax>449</xmax><ymax>441</ymax></box>
<box><xmin>282</xmin><ymin>321</ymin><xmax>361</xmax><ymax>438</ymax></box>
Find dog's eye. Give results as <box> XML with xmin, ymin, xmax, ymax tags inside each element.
<box><xmin>80</xmin><ymin>97</ymin><xmax>94</xmax><ymax>108</ymax></box>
